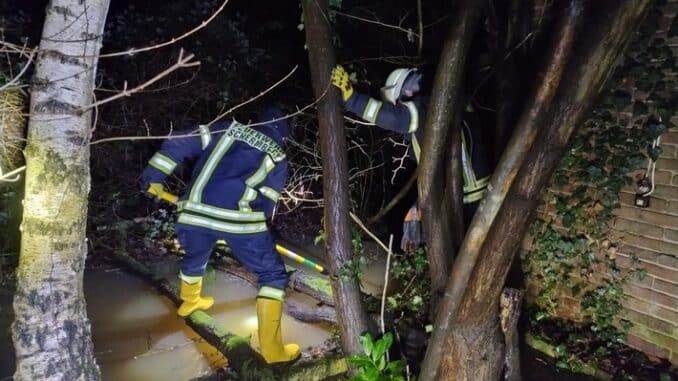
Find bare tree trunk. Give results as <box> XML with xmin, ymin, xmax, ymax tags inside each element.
<box><xmin>444</xmin><ymin>102</ymin><xmax>465</xmax><ymax>251</ymax></box>
<box><xmin>11</xmin><ymin>1</ymin><xmax>110</xmax><ymax>380</ymax></box>
<box><xmin>418</xmin><ymin>0</ymin><xmax>485</xmax><ymax>301</ymax></box>
<box><xmin>494</xmin><ymin>0</ymin><xmax>531</xmax><ymax>156</ymax></box>
<box><xmin>302</xmin><ymin>0</ymin><xmax>371</xmax><ymax>357</ymax></box>
<box><xmin>420</xmin><ymin>1</ymin><xmax>650</xmax><ymax>379</ymax></box>
<box><xmin>500</xmin><ymin>288</ymin><xmax>523</xmax><ymax>381</ymax></box>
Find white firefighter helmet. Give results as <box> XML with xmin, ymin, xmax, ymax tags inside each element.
<box><xmin>380</xmin><ymin>68</ymin><xmax>417</xmax><ymax>105</ymax></box>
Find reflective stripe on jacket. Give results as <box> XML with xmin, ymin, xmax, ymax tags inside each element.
<box><xmin>344</xmin><ymin>92</ymin><xmax>491</xmax><ymax>204</ymax></box>
<box><xmin>140</xmin><ymin>120</ymin><xmax>287</xmax><ymax>234</ymax></box>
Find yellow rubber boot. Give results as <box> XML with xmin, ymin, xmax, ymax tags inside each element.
<box><xmin>177</xmin><ymin>278</ymin><xmax>214</xmax><ymax>317</ymax></box>
<box><xmin>256</xmin><ymin>297</ymin><xmax>301</xmax><ymax>363</ymax></box>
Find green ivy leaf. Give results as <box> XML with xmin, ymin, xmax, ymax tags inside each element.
<box><xmin>648</xmin><ymin>146</ymin><xmax>662</xmax><ymax>160</ymax></box>
<box><xmin>359</xmin><ymin>333</ymin><xmax>374</xmax><ymax>356</ymax></box>
<box><xmin>635</xmin><ymin>268</ymin><xmax>647</xmax><ymax>280</ymax></box>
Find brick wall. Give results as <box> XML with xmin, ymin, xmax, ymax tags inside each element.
<box><xmin>612</xmin><ymin>127</ymin><xmax>678</xmax><ymax>363</ymax></box>
<box><xmin>605</xmin><ymin>1</ymin><xmax>678</xmax><ymax>363</ymax></box>
<box><xmin>525</xmin><ymin>2</ymin><xmax>678</xmax><ymax>365</ymax></box>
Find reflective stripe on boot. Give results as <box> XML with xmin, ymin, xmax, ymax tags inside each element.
<box><xmin>177</xmin><ymin>278</ymin><xmax>215</xmax><ymax>317</ymax></box>
<box><xmin>256</xmin><ymin>296</ymin><xmax>300</xmax><ymax>363</ymax></box>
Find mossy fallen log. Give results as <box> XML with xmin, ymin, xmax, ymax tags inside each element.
<box><xmin>289</xmin><ymin>270</ymin><xmax>334</xmax><ymax>307</ymax></box>
<box><xmin>215</xmin><ymin>256</ymin><xmax>337</xmax><ymax>324</ymax></box>
<box><xmin>110</xmin><ymin>249</ymin><xmax>346</xmax><ymax>380</ymax></box>
<box><xmin>525</xmin><ymin>333</ymin><xmax>612</xmax><ymax>380</ymax></box>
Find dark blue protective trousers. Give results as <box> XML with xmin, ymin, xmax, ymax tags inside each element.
<box><xmin>176</xmin><ymin>226</ymin><xmax>288</xmax><ymax>290</ymax></box>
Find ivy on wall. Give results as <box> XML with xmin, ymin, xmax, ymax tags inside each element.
<box><xmin>523</xmin><ymin>0</ymin><xmax>676</xmax><ymax>363</ymax></box>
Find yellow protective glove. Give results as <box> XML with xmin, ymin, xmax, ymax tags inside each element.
<box><xmin>330</xmin><ymin>65</ymin><xmax>353</xmax><ymax>101</ymax></box>
<box><xmin>146</xmin><ymin>182</ymin><xmax>165</xmax><ymax>200</ymax></box>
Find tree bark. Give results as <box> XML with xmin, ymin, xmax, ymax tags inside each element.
<box><xmin>302</xmin><ymin>0</ymin><xmax>371</xmax><ymax>357</ymax></box>
<box><xmin>444</xmin><ymin>102</ymin><xmax>465</xmax><ymax>251</ymax></box>
<box><xmin>418</xmin><ymin>0</ymin><xmax>485</xmax><ymax>301</ymax></box>
<box><xmin>12</xmin><ymin>1</ymin><xmax>110</xmax><ymax>380</ymax></box>
<box><xmin>421</xmin><ymin>1</ymin><xmax>650</xmax><ymax>379</ymax></box>
<box><xmin>500</xmin><ymin>288</ymin><xmax>523</xmax><ymax>381</ymax></box>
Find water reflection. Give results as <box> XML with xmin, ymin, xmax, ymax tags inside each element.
<box><xmin>85</xmin><ymin>267</ymin><xmax>330</xmax><ymax>381</ymax></box>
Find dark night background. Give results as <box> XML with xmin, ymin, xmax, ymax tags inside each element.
<box><xmin>2</xmin><ymin>0</ymin><xmax>498</xmax><ymax>242</ymax></box>
<box><xmin>2</xmin><ymin>1</ymin><xmax>678</xmax><ymax>380</ymax></box>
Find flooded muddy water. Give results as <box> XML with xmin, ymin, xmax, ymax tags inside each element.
<box><xmin>0</xmin><ymin>244</ymin><xmax>603</xmax><ymax>381</ymax></box>
<box><xmin>86</xmin><ymin>264</ymin><xmax>331</xmax><ymax>381</ymax></box>
<box><xmin>0</xmin><ymin>261</ymin><xmax>331</xmax><ymax>381</ymax></box>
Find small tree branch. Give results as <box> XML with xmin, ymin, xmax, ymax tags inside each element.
<box><xmin>335</xmin><ymin>11</ymin><xmax>419</xmax><ymax>40</ymax></box>
<box><xmin>82</xmin><ymin>49</ymin><xmax>199</xmax><ymax>111</ymax></box>
<box><xmin>99</xmin><ymin>0</ymin><xmax>229</xmax><ymax>58</ymax></box>
<box><xmin>0</xmin><ymin>48</ymin><xmax>35</xmax><ymax>92</ymax></box>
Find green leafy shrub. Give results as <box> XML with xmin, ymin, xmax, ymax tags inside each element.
<box><xmin>387</xmin><ymin>247</ymin><xmax>430</xmax><ymax>321</ymax></box>
<box><xmin>348</xmin><ymin>332</ymin><xmax>406</xmax><ymax>381</ymax></box>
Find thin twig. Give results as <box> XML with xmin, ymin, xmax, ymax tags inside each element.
<box><xmin>0</xmin><ymin>165</ymin><xmax>26</xmax><ymax>183</ymax></box>
<box><xmin>205</xmin><ymin>66</ymin><xmax>298</xmax><ymax>127</ymax></box>
<box><xmin>335</xmin><ymin>11</ymin><xmax>419</xmax><ymax>39</ymax></box>
<box><xmin>380</xmin><ymin>234</ymin><xmax>394</xmax><ymax>336</ymax></box>
<box><xmin>349</xmin><ymin>212</ymin><xmax>390</xmax><ymax>254</ymax></box>
<box><xmin>0</xmin><ymin>48</ymin><xmax>35</xmax><ymax>92</ymax></box>
<box><xmin>82</xmin><ymin>49</ymin><xmax>199</xmax><ymax>111</ymax></box>
<box><xmin>367</xmin><ymin>170</ymin><xmax>416</xmax><ymax>224</ymax></box>
<box><xmin>89</xmin><ymin>75</ymin><xmax>328</xmax><ymax>146</ymax></box>
<box><xmin>99</xmin><ymin>0</ymin><xmax>229</xmax><ymax>58</ymax></box>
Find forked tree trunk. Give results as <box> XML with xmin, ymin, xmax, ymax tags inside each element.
<box><xmin>420</xmin><ymin>1</ymin><xmax>650</xmax><ymax>379</ymax></box>
<box><xmin>12</xmin><ymin>1</ymin><xmax>110</xmax><ymax>381</ymax></box>
<box><xmin>302</xmin><ymin>0</ymin><xmax>371</xmax><ymax>357</ymax></box>
<box><xmin>418</xmin><ymin>0</ymin><xmax>485</xmax><ymax>302</ymax></box>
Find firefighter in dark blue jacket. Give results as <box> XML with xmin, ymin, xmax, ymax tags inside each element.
<box><xmin>331</xmin><ymin>65</ymin><xmax>492</xmax><ymax>251</ymax></box>
<box><xmin>139</xmin><ymin>107</ymin><xmax>300</xmax><ymax>364</ymax></box>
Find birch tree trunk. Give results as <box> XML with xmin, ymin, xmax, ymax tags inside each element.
<box><xmin>301</xmin><ymin>0</ymin><xmax>372</xmax><ymax>357</ymax></box>
<box><xmin>12</xmin><ymin>1</ymin><xmax>110</xmax><ymax>380</ymax></box>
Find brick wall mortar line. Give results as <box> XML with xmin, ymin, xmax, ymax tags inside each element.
<box><xmin>623</xmin><ymin>305</ymin><xmax>678</xmax><ymax>328</ymax></box>
<box><xmin>637</xmin><ymin>257</ymin><xmax>678</xmax><ymax>273</ymax></box>
<box><xmin>629</xmin><ymin>325</ymin><xmax>678</xmax><ymax>351</ymax></box>
<box><xmin>614</xmin><ymin>231</ymin><xmax>678</xmax><ymax>254</ymax></box>
<box><xmin>617</xmin><ymin>196</ymin><xmax>678</xmax><ymax>218</ymax></box>
<box><xmin>624</xmin><ymin>283</ymin><xmax>678</xmax><ymax>312</ymax></box>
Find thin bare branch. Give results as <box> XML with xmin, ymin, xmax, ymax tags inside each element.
<box><xmin>205</xmin><ymin>65</ymin><xmax>298</xmax><ymax>127</ymax></box>
<box><xmin>82</xmin><ymin>49</ymin><xmax>200</xmax><ymax>111</ymax></box>
<box><xmin>0</xmin><ymin>49</ymin><xmax>35</xmax><ymax>92</ymax></box>
<box><xmin>99</xmin><ymin>0</ymin><xmax>229</xmax><ymax>58</ymax></box>
<box><xmin>0</xmin><ymin>165</ymin><xmax>26</xmax><ymax>183</ymax></box>
<box><xmin>335</xmin><ymin>10</ymin><xmax>419</xmax><ymax>39</ymax></box>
